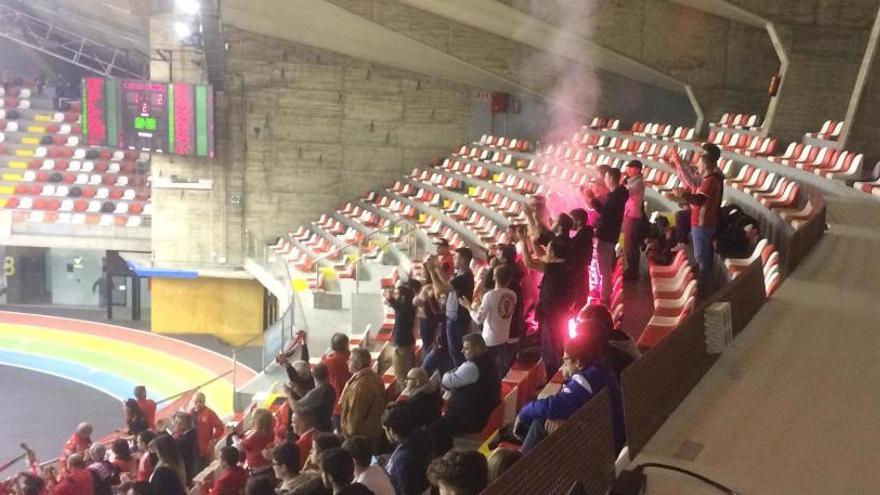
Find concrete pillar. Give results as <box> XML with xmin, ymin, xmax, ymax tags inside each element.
<box><xmin>841</xmin><ymin>6</ymin><xmax>880</xmax><ymax>165</ymax></box>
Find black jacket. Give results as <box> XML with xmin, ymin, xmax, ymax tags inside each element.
<box><xmin>387</xmin><ymin>427</ymin><xmax>434</xmax><ymax>495</ymax></box>
<box><xmin>591</xmin><ymin>186</ymin><xmax>629</xmax><ymax>242</ymax></box>
<box><xmin>175</xmin><ymin>428</ymin><xmax>198</xmax><ymax>485</ymax></box>
<box><xmin>297</xmin><ymin>382</ymin><xmax>336</xmax><ymax>432</ymax></box>
<box><xmin>401</xmin><ymin>388</ymin><xmax>443</xmax><ymax>429</ymax></box>
<box><xmin>150</xmin><ymin>466</ymin><xmax>186</xmax><ymax>495</ymax></box>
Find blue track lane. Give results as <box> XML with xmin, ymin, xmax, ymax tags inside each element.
<box><xmin>0</xmin><ymin>349</ymin><xmax>135</xmax><ymax>401</ymax></box>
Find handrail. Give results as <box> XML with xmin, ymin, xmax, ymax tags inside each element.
<box><xmin>156</xmin><ymin>369</ymin><xmax>234</xmax><ymax>406</ymax></box>
<box><xmin>310</xmin><ymin>216</ymin><xmax>408</xmax><ymax>267</ymax></box>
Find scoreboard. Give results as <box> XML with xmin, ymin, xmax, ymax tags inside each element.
<box><xmin>82</xmin><ymin>77</ymin><xmax>215</xmax><ymax>158</ymax></box>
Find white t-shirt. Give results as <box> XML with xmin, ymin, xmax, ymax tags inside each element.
<box><xmin>474</xmin><ymin>288</ymin><xmax>517</xmax><ymax>347</ymax></box>
<box><xmin>355</xmin><ymin>464</ymin><xmax>396</xmax><ymax>495</ymax></box>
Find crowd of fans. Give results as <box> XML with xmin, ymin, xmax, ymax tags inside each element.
<box><xmin>0</xmin><ymin>143</ymin><xmax>748</xmax><ymax>495</ymax></box>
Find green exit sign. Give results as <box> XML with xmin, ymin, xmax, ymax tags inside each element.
<box><xmin>134</xmin><ymin>116</ymin><xmax>157</xmax><ymax>131</ymax></box>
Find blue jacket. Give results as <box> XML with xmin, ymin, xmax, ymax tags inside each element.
<box><xmin>518</xmin><ymin>362</ymin><xmax>626</xmax><ymax>450</ymax></box>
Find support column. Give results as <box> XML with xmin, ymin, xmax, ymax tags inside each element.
<box><xmin>841</xmin><ymin>6</ymin><xmax>880</xmax><ymax>165</ymax></box>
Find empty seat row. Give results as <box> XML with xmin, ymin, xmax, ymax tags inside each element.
<box><xmin>11</xmin><ymin>210</ymin><xmax>145</xmax><ymax>228</ymax></box>
<box><xmin>713</xmin><ymin>112</ymin><xmax>762</xmax><ymax>130</ymax></box>
<box><xmin>805</xmin><ymin>120</ymin><xmax>843</xmax><ymax>140</ymax></box>
<box><xmin>5</xmin><ymin>196</ymin><xmax>147</xmax><ymax>215</ymax></box>
<box><xmin>12</xmin><ymin>183</ymin><xmax>143</xmax><ymax>201</ymax></box>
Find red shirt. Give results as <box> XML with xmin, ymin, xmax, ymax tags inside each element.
<box><xmin>137</xmin><ymin>398</ymin><xmax>157</xmax><ymax>429</ymax></box>
<box><xmin>137</xmin><ymin>453</ymin><xmax>155</xmax><ymax>482</ymax></box>
<box><xmin>295</xmin><ymin>429</ymin><xmax>314</xmax><ymax>471</ymax></box>
<box><xmin>274</xmin><ymin>401</ymin><xmax>292</xmax><ymax>444</ymax></box>
<box><xmin>691</xmin><ymin>171</ymin><xmax>723</xmax><ymax>228</ymax></box>
<box><xmin>208</xmin><ymin>465</ymin><xmax>248</xmax><ymax>495</ymax></box>
<box><xmin>112</xmin><ymin>458</ymin><xmax>135</xmax><ymax>476</ymax></box>
<box><xmin>241</xmin><ymin>430</ymin><xmax>274</xmax><ymax>470</ymax></box>
<box><xmin>50</xmin><ymin>468</ymin><xmax>94</xmax><ymax>495</ymax></box>
<box><xmin>61</xmin><ymin>432</ymin><xmax>91</xmax><ymax>461</ymax></box>
<box><xmin>195</xmin><ymin>406</ymin><xmax>225</xmax><ymax>457</ymax></box>
<box><xmin>321</xmin><ymin>351</ymin><xmax>351</xmax><ymax>415</ymax></box>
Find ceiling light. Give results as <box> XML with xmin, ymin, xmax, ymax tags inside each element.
<box><xmin>174</xmin><ymin>21</ymin><xmax>193</xmax><ymax>40</ymax></box>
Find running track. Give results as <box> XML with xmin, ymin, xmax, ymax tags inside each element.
<box><xmin>0</xmin><ymin>311</ymin><xmax>258</xmax><ymax>416</ymax></box>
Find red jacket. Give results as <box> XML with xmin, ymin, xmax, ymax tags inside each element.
<box><xmin>295</xmin><ymin>429</ymin><xmax>314</xmax><ymax>471</ymax></box>
<box><xmin>322</xmin><ymin>351</ymin><xmax>351</xmax><ymax>415</ymax></box>
<box><xmin>136</xmin><ymin>453</ymin><xmax>154</xmax><ymax>482</ymax></box>
<box><xmin>274</xmin><ymin>401</ymin><xmax>292</xmax><ymax>444</ymax></box>
<box><xmin>137</xmin><ymin>398</ymin><xmax>157</xmax><ymax>429</ymax></box>
<box><xmin>50</xmin><ymin>468</ymin><xmax>94</xmax><ymax>495</ymax></box>
<box><xmin>208</xmin><ymin>465</ymin><xmax>248</xmax><ymax>495</ymax></box>
<box><xmin>194</xmin><ymin>406</ymin><xmax>225</xmax><ymax>457</ymax></box>
<box><xmin>241</xmin><ymin>430</ymin><xmax>273</xmax><ymax>470</ymax></box>
<box><xmin>61</xmin><ymin>432</ymin><xmax>91</xmax><ymax>461</ymax></box>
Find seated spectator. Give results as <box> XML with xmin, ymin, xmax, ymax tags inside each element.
<box><xmin>645</xmin><ymin>216</ymin><xmax>676</xmax><ymax>266</ymax></box>
<box><xmin>86</xmin><ymin>444</ymin><xmax>116</xmax><ymax>495</ymax></box>
<box><xmin>111</xmin><ymin>439</ymin><xmax>135</xmax><ymax>477</ymax></box>
<box><xmin>460</xmin><ymin>265</ymin><xmax>517</xmax><ymax>378</ymax></box>
<box><xmin>61</xmin><ymin>422</ymin><xmax>92</xmax><ymax>466</ymax></box>
<box><xmin>291</xmin><ymin>406</ymin><xmax>318</xmax><ymax>470</ymax></box>
<box><xmin>385</xmin><ymin>283</ymin><xmax>417</xmax><ymax>393</ymax></box>
<box><xmin>123</xmin><ymin>399</ymin><xmax>150</xmax><ymax>436</ymax></box>
<box><xmin>342</xmin><ymin>436</ymin><xmax>394</xmax><ymax>495</ymax></box>
<box><xmin>205</xmin><ymin>446</ymin><xmax>247</xmax><ymax>495</ymax></box>
<box><xmin>272</xmin><ymin>442</ymin><xmax>325</xmax><ymax>495</ymax></box>
<box><xmin>241</xmin><ymin>409</ymin><xmax>275</xmax><ymax>475</ymax></box>
<box><xmin>190</xmin><ymin>392</ymin><xmax>226</xmax><ymax>472</ymax></box>
<box><xmin>303</xmin><ymin>432</ymin><xmax>343</xmax><ymax>473</ymax></box>
<box><xmin>296</xmin><ymin>363</ymin><xmax>336</xmax><ymax>433</ymax></box>
<box><xmin>318</xmin><ymin>448</ymin><xmax>373</xmax><ymax>495</ymax></box>
<box><xmin>382</xmin><ymin>403</ymin><xmax>433</xmax><ymax>495</ymax></box>
<box><xmin>430</xmin><ymin>333</ymin><xmax>501</xmax><ymax>454</ymax></box>
<box><xmin>486</xmin><ymin>448</ymin><xmax>522</xmax><ymax>484</ymax></box>
<box><xmin>579</xmin><ymin>304</ymin><xmax>640</xmax><ymax>377</ymax></box>
<box><xmin>147</xmin><ymin>434</ymin><xmax>186</xmax><ymax>495</ymax></box>
<box><xmin>339</xmin><ymin>348</ymin><xmax>387</xmax><ymax>450</ymax></box>
<box><xmin>171</xmin><ymin>412</ymin><xmax>198</xmax><ymax>485</ymax></box>
<box><xmin>244</xmin><ymin>476</ymin><xmax>276</xmax><ymax>495</ymax></box>
<box><xmin>51</xmin><ymin>454</ymin><xmax>94</xmax><ymax>495</ymax></box>
<box><xmin>715</xmin><ymin>204</ymin><xmax>760</xmax><ymax>258</ymax></box>
<box><xmin>514</xmin><ymin>332</ymin><xmax>625</xmax><ymax>454</ymax></box>
<box><xmin>322</xmin><ymin>333</ymin><xmax>353</xmax><ymax>427</ymax></box>
<box><xmin>135</xmin><ymin>386</ymin><xmax>158</xmax><ymax>430</ymax></box>
<box><xmin>397</xmin><ymin>367</ymin><xmax>442</xmax><ymax>428</ymax></box>
<box><xmin>135</xmin><ymin>431</ymin><xmax>157</xmax><ymax>482</ymax></box>
<box><xmin>427</xmin><ymin>450</ymin><xmax>488</xmax><ymax>495</ymax></box>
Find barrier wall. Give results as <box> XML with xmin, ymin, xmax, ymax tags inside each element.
<box><xmin>621</xmin><ymin>260</ymin><xmax>767</xmax><ymax>457</ymax></box>
<box><xmin>483</xmin><ymin>390</ymin><xmax>617</xmax><ymax>495</ymax></box>
<box><xmin>783</xmin><ymin>185</ymin><xmax>827</xmax><ymax>275</ymax></box>
<box><xmin>151</xmin><ymin>277</ymin><xmax>265</xmax><ymax>346</ymax></box>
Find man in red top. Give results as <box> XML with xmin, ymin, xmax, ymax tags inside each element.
<box><xmin>669</xmin><ymin>143</ymin><xmax>725</xmax><ymax>298</ymax></box>
<box><xmin>207</xmin><ymin>446</ymin><xmax>248</xmax><ymax>495</ymax></box>
<box><xmin>60</xmin><ymin>422</ymin><xmax>92</xmax><ymax>468</ymax></box>
<box><xmin>321</xmin><ymin>332</ymin><xmax>352</xmax><ymax>426</ymax></box>
<box><xmin>51</xmin><ymin>454</ymin><xmax>94</xmax><ymax>495</ymax></box>
<box><xmin>291</xmin><ymin>406</ymin><xmax>317</xmax><ymax>471</ymax></box>
<box><xmin>134</xmin><ymin>385</ymin><xmax>157</xmax><ymax>430</ymax></box>
<box><xmin>191</xmin><ymin>392</ymin><xmax>226</xmax><ymax>472</ymax></box>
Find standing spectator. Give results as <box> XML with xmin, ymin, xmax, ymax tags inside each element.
<box><xmin>272</xmin><ymin>442</ymin><xmax>324</xmax><ymax>495</ymax></box>
<box><xmin>291</xmin><ymin>406</ymin><xmax>318</xmax><ymax>470</ymax></box>
<box><xmin>190</xmin><ymin>392</ymin><xmax>225</xmax><ymax>472</ymax></box>
<box><xmin>397</xmin><ymin>367</ymin><xmax>443</xmax><ymax>428</ymax></box>
<box><xmin>322</xmin><ymin>333</ymin><xmax>353</xmax><ymax>428</ymax></box>
<box><xmin>668</xmin><ymin>143</ymin><xmax>725</xmax><ymax>297</ymax></box>
<box><xmin>110</xmin><ymin>439</ymin><xmax>135</xmax><ymax>477</ymax></box>
<box><xmin>569</xmin><ymin>208</ymin><xmax>594</xmax><ymax>308</ymax></box>
<box><xmin>425</xmin><ymin>247</ymin><xmax>475</xmax><ymax>367</ymax></box>
<box><xmin>433</xmin><ymin>239</ymin><xmax>455</xmax><ymax>279</ymax></box>
<box><xmin>459</xmin><ymin>265</ymin><xmax>517</xmax><ymax>378</ymax></box>
<box><xmin>147</xmin><ymin>434</ymin><xmax>186</xmax><ymax>495</ymax></box>
<box><xmin>135</xmin><ymin>431</ymin><xmax>157</xmax><ymax>482</ymax></box>
<box><xmin>430</xmin><ymin>334</ymin><xmax>501</xmax><ymax>454</ymax></box>
<box><xmin>241</xmin><ymin>409</ymin><xmax>275</xmax><ymax>475</ymax></box>
<box><xmin>123</xmin><ymin>399</ymin><xmax>149</xmax><ymax>436</ymax></box>
<box><xmin>171</xmin><ymin>412</ymin><xmax>198</xmax><ymax>485</ymax></box>
<box><xmin>342</xmin><ymin>436</ymin><xmax>395</xmax><ymax>495</ymax></box>
<box><xmin>51</xmin><ymin>454</ymin><xmax>94</xmax><ymax>495</ymax></box>
<box><xmin>520</xmin><ymin>237</ymin><xmax>574</xmax><ymax>375</ymax></box>
<box><xmin>275</xmin><ymin>384</ymin><xmax>298</xmax><ymax>445</ymax></box>
<box><xmin>134</xmin><ymin>386</ymin><xmax>157</xmax><ymax>430</ymax></box>
<box><xmin>427</xmin><ymin>451</ymin><xmax>488</xmax><ymax>495</ymax></box>
<box><xmin>318</xmin><ymin>448</ymin><xmax>373</xmax><ymax>495</ymax></box>
<box><xmin>86</xmin><ymin>444</ymin><xmax>116</xmax><ymax>495</ymax></box>
<box><xmin>204</xmin><ymin>446</ymin><xmax>247</xmax><ymax>495</ymax></box>
<box><xmin>494</xmin><ymin>243</ymin><xmax>526</xmax><ymax>354</ymax></box>
<box><xmin>413</xmin><ymin>272</ymin><xmax>443</xmax><ymax>358</ymax></box>
<box><xmin>582</xmin><ymin>167</ymin><xmax>628</xmax><ymax>304</ymax></box>
<box><xmin>622</xmin><ymin>160</ymin><xmax>646</xmax><ymax>281</ymax></box>
<box><xmin>385</xmin><ymin>283</ymin><xmax>417</xmax><ymax>392</ymax></box>
<box><xmin>61</xmin><ymin>422</ymin><xmax>92</xmax><ymax>467</ymax></box>
<box><xmin>281</xmin><ymin>359</ymin><xmax>316</xmax><ymax>401</ymax></box>
<box><xmin>296</xmin><ymin>363</ymin><xmax>337</xmax><ymax>433</ymax></box>
<box><xmin>514</xmin><ymin>331</ymin><xmax>625</xmax><ymax>454</ymax></box>
<box><xmin>382</xmin><ymin>403</ymin><xmax>433</xmax><ymax>495</ymax></box>
<box><xmin>339</xmin><ymin>348</ymin><xmax>387</xmax><ymax>450</ymax></box>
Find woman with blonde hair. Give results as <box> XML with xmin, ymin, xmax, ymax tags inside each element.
<box><xmin>241</xmin><ymin>408</ymin><xmax>275</xmax><ymax>476</ymax></box>
<box><xmin>148</xmin><ymin>433</ymin><xmax>186</xmax><ymax>494</ymax></box>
